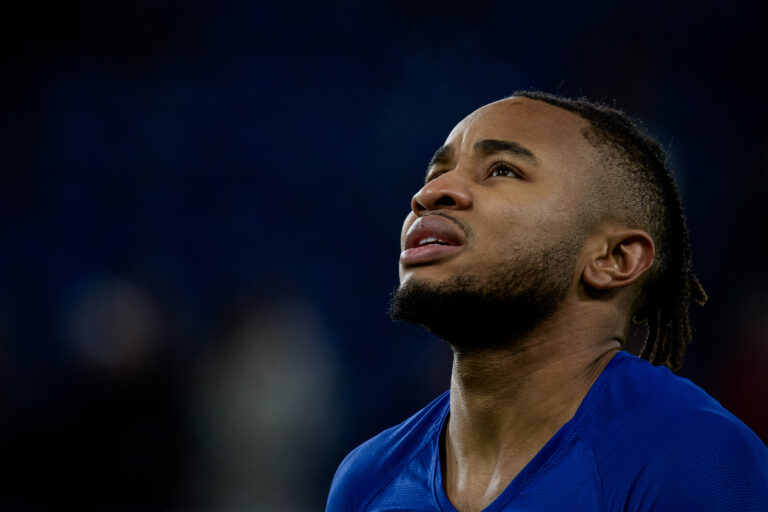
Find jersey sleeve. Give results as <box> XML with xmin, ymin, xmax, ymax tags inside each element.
<box><xmin>326</xmin><ymin>443</ymin><xmax>370</xmax><ymax>512</ymax></box>
<box><xmin>625</xmin><ymin>408</ymin><xmax>768</xmax><ymax>511</ymax></box>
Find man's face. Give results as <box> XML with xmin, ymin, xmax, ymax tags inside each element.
<box><xmin>390</xmin><ymin>98</ymin><xmax>601</xmax><ymax>350</ymax></box>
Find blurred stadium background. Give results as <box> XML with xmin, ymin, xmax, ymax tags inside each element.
<box><xmin>1</xmin><ymin>1</ymin><xmax>765</xmax><ymax>510</ymax></box>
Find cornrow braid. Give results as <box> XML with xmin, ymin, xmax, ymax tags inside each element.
<box><xmin>511</xmin><ymin>90</ymin><xmax>707</xmax><ymax>371</ymax></box>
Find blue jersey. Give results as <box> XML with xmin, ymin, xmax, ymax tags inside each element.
<box><xmin>327</xmin><ymin>350</ymin><xmax>768</xmax><ymax>511</ymax></box>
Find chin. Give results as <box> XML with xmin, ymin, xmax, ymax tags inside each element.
<box><xmin>390</xmin><ymin>256</ymin><xmax>575</xmax><ymax>354</ymax></box>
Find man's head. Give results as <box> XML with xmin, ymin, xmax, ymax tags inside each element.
<box><xmin>389</xmin><ymin>92</ymin><xmax>706</xmax><ymax>370</ymax></box>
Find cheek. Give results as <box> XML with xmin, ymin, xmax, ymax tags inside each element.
<box><xmin>517</xmin><ymin>185</ymin><xmax>584</xmax><ymax>230</ymax></box>
<box><xmin>477</xmin><ymin>205</ymin><xmax>570</xmax><ymax>257</ymax></box>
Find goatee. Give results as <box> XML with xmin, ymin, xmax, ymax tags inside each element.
<box><xmin>388</xmin><ymin>243</ymin><xmax>580</xmax><ymax>354</ymax></box>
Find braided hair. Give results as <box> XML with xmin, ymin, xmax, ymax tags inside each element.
<box><xmin>511</xmin><ymin>91</ymin><xmax>708</xmax><ymax>371</ymax></box>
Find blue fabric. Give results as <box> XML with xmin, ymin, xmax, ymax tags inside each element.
<box><xmin>327</xmin><ymin>351</ymin><xmax>768</xmax><ymax>511</ymax></box>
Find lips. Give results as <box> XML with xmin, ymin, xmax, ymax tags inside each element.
<box><xmin>401</xmin><ymin>215</ymin><xmax>465</xmax><ymax>266</ymax></box>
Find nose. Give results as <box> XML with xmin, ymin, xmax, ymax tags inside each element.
<box><xmin>411</xmin><ymin>172</ymin><xmax>473</xmax><ymax>215</ymax></box>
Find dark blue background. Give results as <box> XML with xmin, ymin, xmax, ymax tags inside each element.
<box><xmin>2</xmin><ymin>2</ymin><xmax>766</xmax><ymax>510</ymax></box>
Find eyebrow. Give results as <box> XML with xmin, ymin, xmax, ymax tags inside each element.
<box><xmin>473</xmin><ymin>139</ymin><xmax>539</xmax><ymax>164</ymax></box>
<box><xmin>427</xmin><ymin>145</ymin><xmax>454</xmax><ymax>170</ymax></box>
<box><xmin>424</xmin><ymin>138</ymin><xmax>539</xmax><ymax>181</ymax></box>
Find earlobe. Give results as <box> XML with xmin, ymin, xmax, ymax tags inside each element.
<box><xmin>583</xmin><ymin>230</ymin><xmax>655</xmax><ymax>291</ymax></box>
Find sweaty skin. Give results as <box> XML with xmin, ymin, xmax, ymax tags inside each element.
<box><xmin>399</xmin><ymin>97</ymin><xmax>655</xmax><ymax>512</ymax></box>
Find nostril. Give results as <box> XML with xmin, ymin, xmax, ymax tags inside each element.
<box><xmin>434</xmin><ymin>195</ymin><xmax>456</xmax><ymax>207</ymax></box>
<box><xmin>412</xmin><ymin>182</ymin><xmax>469</xmax><ymax>213</ymax></box>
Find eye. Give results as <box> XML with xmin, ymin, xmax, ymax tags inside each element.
<box><xmin>489</xmin><ymin>162</ymin><xmax>522</xmax><ymax>179</ymax></box>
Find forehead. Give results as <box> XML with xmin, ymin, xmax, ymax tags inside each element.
<box><xmin>445</xmin><ymin>97</ymin><xmax>597</xmax><ymax>171</ymax></box>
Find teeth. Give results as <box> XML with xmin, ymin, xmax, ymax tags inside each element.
<box><xmin>419</xmin><ymin>237</ymin><xmax>447</xmax><ymax>246</ymax></box>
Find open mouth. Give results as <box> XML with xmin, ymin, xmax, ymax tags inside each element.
<box><xmin>417</xmin><ymin>236</ymin><xmax>455</xmax><ymax>247</ymax></box>
<box><xmin>401</xmin><ymin>215</ymin><xmax>465</xmax><ymax>266</ymax></box>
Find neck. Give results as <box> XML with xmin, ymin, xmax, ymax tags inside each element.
<box><xmin>442</xmin><ymin>302</ymin><xmax>623</xmax><ymax>511</ymax></box>
<box><xmin>448</xmin><ymin>338</ymin><xmax>620</xmax><ymax>452</ymax></box>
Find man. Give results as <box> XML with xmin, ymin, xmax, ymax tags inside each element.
<box><xmin>326</xmin><ymin>92</ymin><xmax>768</xmax><ymax>511</ymax></box>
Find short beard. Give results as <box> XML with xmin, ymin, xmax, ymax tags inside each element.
<box><xmin>388</xmin><ymin>242</ymin><xmax>580</xmax><ymax>355</ymax></box>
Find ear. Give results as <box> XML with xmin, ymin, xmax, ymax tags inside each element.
<box><xmin>583</xmin><ymin>229</ymin><xmax>655</xmax><ymax>291</ymax></box>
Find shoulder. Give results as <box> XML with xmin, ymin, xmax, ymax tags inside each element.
<box><xmin>584</xmin><ymin>352</ymin><xmax>768</xmax><ymax>511</ymax></box>
<box><xmin>625</xmin><ymin>407</ymin><xmax>768</xmax><ymax>511</ymax></box>
<box><xmin>326</xmin><ymin>391</ymin><xmax>449</xmax><ymax>512</ymax></box>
